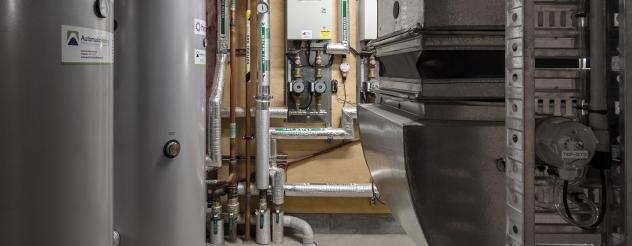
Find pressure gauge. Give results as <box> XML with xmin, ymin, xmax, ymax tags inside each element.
<box><xmin>257</xmin><ymin>2</ymin><xmax>269</xmax><ymax>14</ymax></box>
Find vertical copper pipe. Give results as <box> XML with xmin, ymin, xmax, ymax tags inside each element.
<box><xmin>229</xmin><ymin>0</ymin><xmax>238</xmax><ymax>169</ymax></box>
<box><xmin>228</xmin><ymin>0</ymin><xmax>239</xmax><ymax>242</ymax></box>
<box><xmin>244</xmin><ymin>0</ymin><xmax>254</xmax><ymax>241</ymax></box>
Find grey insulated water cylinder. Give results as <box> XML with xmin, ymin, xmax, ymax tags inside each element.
<box><xmin>114</xmin><ymin>0</ymin><xmax>206</xmax><ymax>245</ymax></box>
<box><xmin>0</xmin><ymin>1</ymin><xmax>114</xmax><ymax>246</ymax></box>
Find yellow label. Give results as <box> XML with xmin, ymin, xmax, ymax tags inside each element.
<box><xmin>319</xmin><ymin>29</ymin><xmax>332</xmax><ymax>39</ymax></box>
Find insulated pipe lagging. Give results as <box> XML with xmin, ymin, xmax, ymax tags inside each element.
<box><xmin>270</xmin><ymin>167</ymin><xmax>285</xmax><ymax>205</ymax></box>
<box><xmin>283</xmin><ymin>216</ymin><xmax>316</xmax><ymax>246</ymax></box>
<box><xmin>237</xmin><ymin>183</ymin><xmax>379</xmax><ymax>198</ymax></box>
<box><xmin>284</xmin><ymin>183</ymin><xmax>378</xmax><ymax>198</ymax></box>
<box><xmin>589</xmin><ymin>0</ymin><xmax>609</xmax><ymax>152</ymax></box>
<box><xmin>270</xmin><ymin>127</ymin><xmax>350</xmax><ymax>140</ymax></box>
<box><xmin>256</xmin><ymin>0</ymin><xmax>271</xmax><ymax>190</ymax></box>
<box><xmin>256</xmin><ymin>209</ymin><xmax>271</xmax><ymax>244</ymax></box>
<box><xmin>209</xmin><ymin>219</ymin><xmax>225</xmax><ymax>245</ymax></box>
<box><xmin>256</xmin><ymin>106</ymin><xmax>271</xmax><ymax>189</ymax></box>
<box><xmin>269</xmin><ymin>107</ymin><xmax>356</xmax><ymax>140</ymax></box>
<box><xmin>208</xmin><ymin>53</ymin><xmax>228</xmax><ymax>168</ymax></box>
<box><xmin>272</xmin><ymin>210</ymin><xmax>284</xmax><ymax>244</ymax></box>
<box><xmin>220</xmin><ymin>107</ymin><xmax>288</xmax><ymax>119</ymax></box>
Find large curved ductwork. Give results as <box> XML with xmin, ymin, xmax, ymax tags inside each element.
<box><xmin>359</xmin><ymin>0</ymin><xmax>506</xmax><ymax>245</ymax></box>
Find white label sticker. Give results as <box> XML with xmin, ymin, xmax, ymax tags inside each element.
<box><xmin>194</xmin><ymin>19</ymin><xmax>207</xmax><ymax>36</ymax></box>
<box><xmin>194</xmin><ymin>49</ymin><xmax>206</xmax><ymax>65</ymax></box>
<box><xmin>300</xmin><ymin>30</ymin><xmax>313</xmax><ymax>39</ymax></box>
<box><xmin>61</xmin><ymin>25</ymin><xmax>113</xmax><ymax>64</ymax></box>
<box><xmin>562</xmin><ymin>150</ymin><xmax>590</xmax><ymax>160</ymax></box>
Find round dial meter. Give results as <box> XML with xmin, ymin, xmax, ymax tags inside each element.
<box><xmin>257</xmin><ymin>2</ymin><xmax>269</xmax><ymax>14</ymax></box>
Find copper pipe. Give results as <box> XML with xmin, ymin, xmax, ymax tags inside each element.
<box><xmin>244</xmin><ymin>0</ymin><xmax>254</xmax><ymax>241</ymax></box>
<box><xmin>229</xmin><ymin>0</ymin><xmax>238</xmax><ymax>171</ymax></box>
<box><xmin>228</xmin><ymin>0</ymin><xmax>239</xmax><ymax>242</ymax></box>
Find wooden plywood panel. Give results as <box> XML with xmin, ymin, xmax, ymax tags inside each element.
<box><xmin>218</xmin><ymin>0</ymin><xmax>385</xmax><ymax>214</ymax></box>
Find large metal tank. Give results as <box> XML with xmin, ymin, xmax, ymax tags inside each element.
<box><xmin>0</xmin><ymin>1</ymin><xmax>114</xmax><ymax>245</ymax></box>
<box><xmin>114</xmin><ymin>0</ymin><xmax>207</xmax><ymax>245</ymax></box>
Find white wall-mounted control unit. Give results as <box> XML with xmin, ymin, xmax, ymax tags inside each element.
<box><xmin>359</xmin><ymin>0</ymin><xmax>378</xmax><ymax>40</ymax></box>
<box><xmin>286</xmin><ymin>0</ymin><xmax>334</xmax><ymax>40</ymax></box>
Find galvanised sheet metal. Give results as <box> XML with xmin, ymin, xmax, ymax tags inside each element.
<box><xmin>359</xmin><ymin>103</ymin><xmax>505</xmax><ymax>245</ymax></box>
<box><xmin>114</xmin><ymin>0</ymin><xmax>206</xmax><ymax>245</ymax></box>
<box><xmin>377</xmin><ymin>0</ymin><xmax>505</xmax><ymax>37</ymax></box>
<box><xmin>0</xmin><ymin>1</ymin><xmax>114</xmax><ymax>245</ymax></box>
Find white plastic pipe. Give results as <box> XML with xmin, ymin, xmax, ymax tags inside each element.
<box><xmin>283</xmin><ymin>216</ymin><xmax>316</xmax><ymax>246</ymax></box>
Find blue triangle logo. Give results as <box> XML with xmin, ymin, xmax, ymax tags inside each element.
<box><xmin>68</xmin><ymin>37</ymin><xmax>79</xmax><ymax>46</ymax></box>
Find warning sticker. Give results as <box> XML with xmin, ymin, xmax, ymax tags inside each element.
<box><xmin>301</xmin><ymin>30</ymin><xmax>313</xmax><ymax>39</ymax></box>
<box><xmin>194</xmin><ymin>49</ymin><xmax>206</xmax><ymax>65</ymax></box>
<box><xmin>194</xmin><ymin>18</ymin><xmax>206</xmax><ymax>36</ymax></box>
<box><xmin>320</xmin><ymin>29</ymin><xmax>332</xmax><ymax>39</ymax></box>
<box><xmin>61</xmin><ymin>25</ymin><xmax>113</xmax><ymax>64</ymax></box>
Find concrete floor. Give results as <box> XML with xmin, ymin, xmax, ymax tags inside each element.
<box><xmin>221</xmin><ymin>234</ymin><xmax>415</xmax><ymax>246</ymax></box>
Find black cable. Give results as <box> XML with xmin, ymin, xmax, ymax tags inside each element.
<box><xmin>342</xmin><ymin>79</ymin><xmax>347</xmax><ymax>109</ymax></box>
<box><xmin>325</xmin><ymin>54</ymin><xmax>334</xmax><ymax>68</ymax></box>
<box><xmin>300</xmin><ymin>93</ymin><xmax>313</xmax><ymax>110</ymax></box>
<box><xmin>563</xmin><ymin>181</ymin><xmax>574</xmax><ymax>220</ymax></box>
<box><xmin>593</xmin><ymin>168</ymin><xmax>607</xmax><ymax>226</ymax></box>
<box><xmin>349</xmin><ymin>47</ymin><xmax>361</xmax><ymax>56</ymax></box>
<box><xmin>562</xmin><ymin>170</ymin><xmax>608</xmax><ymax>229</ymax></box>
<box><xmin>370</xmin><ymin>177</ymin><xmax>386</xmax><ymax>205</ymax></box>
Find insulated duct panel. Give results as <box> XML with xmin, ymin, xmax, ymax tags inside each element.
<box><xmin>377</xmin><ymin>0</ymin><xmax>505</xmax><ymax>36</ymax></box>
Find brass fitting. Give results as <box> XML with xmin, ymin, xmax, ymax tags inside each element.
<box><xmin>292</xmin><ymin>53</ymin><xmax>302</xmax><ymax>79</ymax></box>
<box><xmin>368</xmin><ymin>55</ymin><xmax>377</xmax><ymax>79</ymax></box>
<box><xmin>315</xmin><ymin>51</ymin><xmax>323</xmax><ymax>79</ymax></box>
